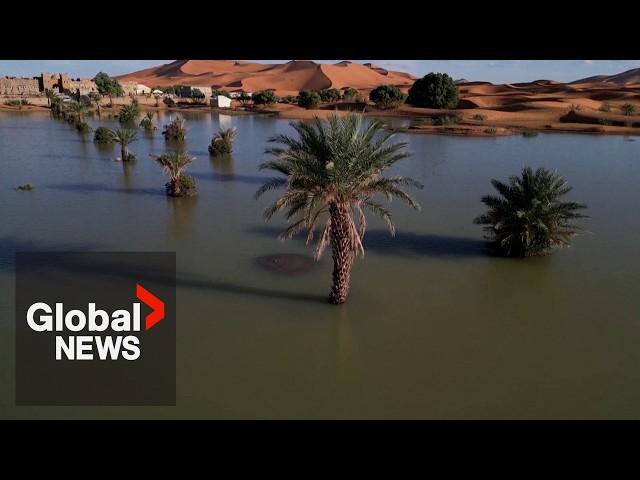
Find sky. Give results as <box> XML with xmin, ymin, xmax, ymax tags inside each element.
<box><xmin>1</xmin><ymin>60</ymin><xmax>639</xmax><ymax>83</ymax></box>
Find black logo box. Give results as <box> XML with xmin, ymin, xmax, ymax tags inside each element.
<box><xmin>16</xmin><ymin>252</ymin><xmax>176</xmax><ymax>406</ymax></box>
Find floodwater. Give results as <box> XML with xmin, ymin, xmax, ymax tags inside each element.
<box><xmin>1</xmin><ymin>110</ymin><xmax>639</xmax><ymax>419</ymax></box>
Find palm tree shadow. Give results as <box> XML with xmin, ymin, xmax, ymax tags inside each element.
<box><xmin>191</xmin><ymin>172</ymin><xmax>268</xmax><ymax>185</ymax></box>
<box><xmin>249</xmin><ymin>225</ymin><xmax>489</xmax><ymax>259</ymax></box>
<box><xmin>47</xmin><ymin>183</ymin><xmax>165</xmax><ymax>196</ymax></box>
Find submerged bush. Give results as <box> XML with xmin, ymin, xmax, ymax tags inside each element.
<box><xmin>17</xmin><ymin>183</ymin><xmax>34</xmax><ymax>190</ymax></box>
<box><xmin>151</xmin><ymin>151</ymin><xmax>197</xmax><ymax>197</ymax></box>
<box><xmin>118</xmin><ymin>102</ymin><xmax>139</xmax><ymax>124</ymax></box>
<box><xmin>208</xmin><ymin>127</ymin><xmax>237</xmax><ymax>156</ymax></box>
<box><xmin>435</xmin><ymin>115</ymin><xmax>458</xmax><ymax>125</ymax></box>
<box><xmin>474</xmin><ymin>166</ymin><xmax>588</xmax><ymax>257</ymax></box>
<box><xmin>162</xmin><ymin>115</ymin><xmax>186</xmax><ymax>141</ymax></box>
<box><xmin>521</xmin><ymin>130</ymin><xmax>538</xmax><ymax>137</ymax></box>
<box><xmin>139</xmin><ymin>112</ymin><xmax>156</xmax><ymax>131</ymax></box>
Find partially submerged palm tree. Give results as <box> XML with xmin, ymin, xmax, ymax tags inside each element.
<box><xmin>139</xmin><ymin>111</ymin><xmax>156</xmax><ymax>131</ymax></box>
<box><xmin>88</xmin><ymin>91</ymin><xmax>102</xmax><ymax>117</ymax></box>
<box><xmin>67</xmin><ymin>101</ymin><xmax>87</xmax><ymax>123</ymax></box>
<box><xmin>162</xmin><ymin>115</ymin><xmax>186</xmax><ymax>141</ymax></box>
<box><xmin>118</xmin><ymin>102</ymin><xmax>139</xmax><ymax>124</ymax></box>
<box><xmin>474</xmin><ymin>166</ymin><xmax>588</xmax><ymax>257</ymax></box>
<box><xmin>151</xmin><ymin>151</ymin><xmax>197</xmax><ymax>196</ymax></box>
<box><xmin>208</xmin><ymin>127</ymin><xmax>237</xmax><ymax>156</ymax></box>
<box><xmin>112</xmin><ymin>127</ymin><xmax>138</xmax><ymax>162</ymax></box>
<box><xmin>256</xmin><ymin>114</ymin><xmax>422</xmax><ymax>304</ymax></box>
<box><xmin>45</xmin><ymin>89</ymin><xmax>58</xmax><ymax>106</ymax></box>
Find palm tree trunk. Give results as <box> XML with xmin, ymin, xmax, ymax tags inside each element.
<box><xmin>122</xmin><ymin>145</ymin><xmax>128</xmax><ymax>161</ymax></box>
<box><xmin>328</xmin><ymin>204</ymin><xmax>354</xmax><ymax>304</ymax></box>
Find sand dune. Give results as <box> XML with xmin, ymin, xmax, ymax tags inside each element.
<box><xmin>118</xmin><ymin>60</ymin><xmax>416</xmax><ymax>96</ymax></box>
<box><xmin>572</xmin><ymin>67</ymin><xmax>640</xmax><ymax>85</ymax></box>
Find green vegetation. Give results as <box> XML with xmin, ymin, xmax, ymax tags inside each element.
<box><xmin>211</xmin><ymin>89</ymin><xmax>231</xmax><ymax>97</ymax></box>
<box><xmin>369</xmin><ymin>85</ymin><xmax>407</xmax><ymax>109</ymax></box>
<box><xmin>342</xmin><ymin>87</ymin><xmax>358</xmax><ymax>102</ymax></box>
<box><xmin>17</xmin><ymin>183</ymin><xmax>34</xmax><ymax>191</ymax></box>
<box><xmin>94</xmin><ymin>126</ymin><xmax>115</xmax><ymax>144</ymax></box>
<box><xmin>598</xmin><ymin>118</ymin><xmax>613</xmax><ymax>126</ymax></box>
<box><xmin>139</xmin><ymin>112</ymin><xmax>156</xmax><ymax>131</ymax></box>
<box><xmin>112</xmin><ymin>127</ymin><xmax>138</xmax><ymax>162</ymax></box>
<box><xmin>407</xmin><ymin>72</ymin><xmax>459</xmax><ymax>108</ymax></box>
<box><xmin>280</xmin><ymin>95</ymin><xmax>297</xmax><ymax>104</ymax></box>
<box><xmin>435</xmin><ymin>115</ymin><xmax>458</xmax><ymax>125</ymax></box>
<box><xmin>208</xmin><ymin>127</ymin><xmax>237</xmax><ymax>156</ymax></box>
<box><xmin>88</xmin><ymin>91</ymin><xmax>102</xmax><ymax>117</ymax></box>
<box><xmin>93</xmin><ymin>72</ymin><xmax>123</xmax><ymax>106</ymax></box>
<box><xmin>252</xmin><ymin>90</ymin><xmax>278</xmax><ymax>106</ymax></box>
<box><xmin>255</xmin><ymin>114</ymin><xmax>422</xmax><ymax>304</ymax></box>
<box><xmin>238</xmin><ymin>92</ymin><xmax>252</xmax><ymax>105</ymax></box>
<box><xmin>621</xmin><ymin>103</ymin><xmax>636</xmax><ymax>116</ymax></box>
<box><xmin>5</xmin><ymin>99</ymin><xmax>30</xmax><ymax>108</ymax></box>
<box><xmin>521</xmin><ymin>130</ymin><xmax>538</xmax><ymax>137</ymax></box>
<box><xmin>319</xmin><ymin>88</ymin><xmax>341</xmax><ymax>103</ymax></box>
<box><xmin>68</xmin><ymin>101</ymin><xmax>87</xmax><ymax>123</ymax></box>
<box><xmin>152</xmin><ymin>151</ymin><xmax>197</xmax><ymax>197</ymax></box>
<box><xmin>162</xmin><ymin>115</ymin><xmax>186</xmax><ymax>141</ymax></box>
<box><xmin>599</xmin><ymin>102</ymin><xmax>611</xmax><ymax>112</ymax></box>
<box><xmin>474</xmin><ymin>166</ymin><xmax>588</xmax><ymax>257</ymax></box>
<box><xmin>298</xmin><ymin>90</ymin><xmax>321</xmax><ymax>109</ymax></box>
<box><xmin>118</xmin><ymin>102</ymin><xmax>139</xmax><ymax>124</ymax></box>
<box><xmin>484</xmin><ymin>127</ymin><xmax>498</xmax><ymax>134</ymax></box>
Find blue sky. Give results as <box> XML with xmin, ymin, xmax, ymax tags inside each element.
<box><xmin>1</xmin><ymin>60</ymin><xmax>638</xmax><ymax>83</ymax></box>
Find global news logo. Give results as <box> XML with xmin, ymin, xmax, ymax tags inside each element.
<box><xmin>25</xmin><ymin>284</ymin><xmax>164</xmax><ymax>361</ymax></box>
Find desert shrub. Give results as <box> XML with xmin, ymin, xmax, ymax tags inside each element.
<box><xmin>407</xmin><ymin>72</ymin><xmax>459</xmax><ymax>108</ymax></box>
<box><xmin>598</xmin><ymin>118</ymin><xmax>612</xmax><ymax>126</ymax></box>
<box><xmin>319</xmin><ymin>88</ymin><xmax>341</xmax><ymax>103</ymax></box>
<box><xmin>621</xmin><ymin>103</ymin><xmax>636</xmax><ymax>116</ymax></box>
<box><xmin>569</xmin><ymin>104</ymin><xmax>582</xmax><ymax>111</ymax></box>
<box><xmin>5</xmin><ymin>99</ymin><xmax>29</xmax><ymax>108</ymax></box>
<box><xmin>17</xmin><ymin>183</ymin><xmax>34</xmax><ymax>190</ymax></box>
<box><xmin>369</xmin><ymin>85</ymin><xmax>407</xmax><ymax>109</ymax></box>
<box><xmin>435</xmin><ymin>115</ymin><xmax>458</xmax><ymax>125</ymax></box>
<box><xmin>342</xmin><ymin>87</ymin><xmax>358</xmax><ymax>101</ymax></box>
<box><xmin>599</xmin><ymin>102</ymin><xmax>612</xmax><ymax>112</ymax></box>
<box><xmin>412</xmin><ymin>117</ymin><xmax>435</xmax><ymax>126</ymax></box>
<box><xmin>94</xmin><ymin>126</ymin><xmax>114</xmax><ymax>144</ymax></box>
<box><xmin>473</xmin><ymin>113</ymin><xmax>488</xmax><ymax>121</ymax></box>
<box><xmin>279</xmin><ymin>95</ymin><xmax>297</xmax><ymax>104</ymax></box>
<box><xmin>252</xmin><ymin>90</ymin><xmax>278</xmax><ymax>106</ymax></box>
<box><xmin>521</xmin><ymin>130</ymin><xmax>538</xmax><ymax>137</ymax></box>
<box><xmin>238</xmin><ymin>92</ymin><xmax>252</xmax><ymax>105</ymax></box>
<box><xmin>298</xmin><ymin>90</ymin><xmax>321</xmax><ymax>109</ymax></box>
<box><xmin>484</xmin><ymin>128</ymin><xmax>498</xmax><ymax>134</ymax></box>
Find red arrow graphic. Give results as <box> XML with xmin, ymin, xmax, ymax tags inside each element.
<box><xmin>136</xmin><ymin>283</ymin><xmax>165</xmax><ymax>330</ymax></box>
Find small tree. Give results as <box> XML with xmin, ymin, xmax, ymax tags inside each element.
<box><xmin>139</xmin><ymin>111</ymin><xmax>156</xmax><ymax>131</ymax></box>
<box><xmin>67</xmin><ymin>101</ymin><xmax>87</xmax><ymax>124</ymax></box>
<box><xmin>88</xmin><ymin>91</ymin><xmax>102</xmax><ymax>117</ymax></box>
<box><xmin>342</xmin><ymin>87</ymin><xmax>358</xmax><ymax>102</ymax></box>
<box><xmin>211</xmin><ymin>88</ymin><xmax>231</xmax><ymax>97</ymax></box>
<box><xmin>208</xmin><ymin>127</ymin><xmax>237</xmax><ymax>156</ymax></box>
<box><xmin>151</xmin><ymin>151</ymin><xmax>197</xmax><ymax>197</ymax></box>
<box><xmin>118</xmin><ymin>102</ymin><xmax>139</xmax><ymax>124</ymax></box>
<box><xmin>369</xmin><ymin>85</ymin><xmax>407</xmax><ymax>109</ymax></box>
<box><xmin>474</xmin><ymin>167</ymin><xmax>588</xmax><ymax>257</ymax></box>
<box><xmin>162</xmin><ymin>115</ymin><xmax>186</xmax><ymax>141</ymax></box>
<box><xmin>252</xmin><ymin>90</ymin><xmax>278</xmax><ymax>107</ymax></box>
<box><xmin>298</xmin><ymin>90</ymin><xmax>321</xmax><ymax>109</ymax></box>
<box><xmin>93</xmin><ymin>72</ymin><xmax>124</xmax><ymax>107</ymax></box>
<box><xmin>94</xmin><ymin>126</ymin><xmax>114</xmax><ymax>144</ymax></box>
<box><xmin>319</xmin><ymin>88</ymin><xmax>341</xmax><ymax>103</ymax></box>
<box><xmin>238</xmin><ymin>92</ymin><xmax>251</xmax><ymax>105</ymax></box>
<box><xmin>112</xmin><ymin>127</ymin><xmax>138</xmax><ymax>161</ymax></box>
<box><xmin>407</xmin><ymin>72</ymin><xmax>459</xmax><ymax>109</ymax></box>
<box><xmin>621</xmin><ymin>103</ymin><xmax>636</xmax><ymax>116</ymax></box>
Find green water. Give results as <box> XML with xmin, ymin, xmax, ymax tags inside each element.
<box><xmin>1</xmin><ymin>110</ymin><xmax>639</xmax><ymax>419</ymax></box>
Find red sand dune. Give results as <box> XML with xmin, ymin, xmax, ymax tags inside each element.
<box><xmin>117</xmin><ymin>60</ymin><xmax>416</xmax><ymax>96</ymax></box>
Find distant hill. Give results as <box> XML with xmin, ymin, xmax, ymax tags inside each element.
<box><xmin>117</xmin><ymin>60</ymin><xmax>416</xmax><ymax>96</ymax></box>
<box><xmin>571</xmin><ymin>67</ymin><xmax>640</xmax><ymax>85</ymax></box>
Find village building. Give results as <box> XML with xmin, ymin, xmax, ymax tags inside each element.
<box><xmin>210</xmin><ymin>95</ymin><xmax>232</xmax><ymax>108</ymax></box>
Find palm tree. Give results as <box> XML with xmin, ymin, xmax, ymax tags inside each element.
<box><xmin>151</xmin><ymin>151</ymin><xmax>197</xmax><ymax>196</ymax></box>
<box><xmin>139</xmin><ymin>111</ymin><xmax>156</xmax><ymax>131</ymax></box>
<box><xmin>112</xmin><ymin>127</ymin><xmax>138</xmax><ymax>162</ymax></box>
<box><xmin>45</xmin><ymin>89</ymin><xmax>58</xmax><ymax>106</ymax></box>
<box><xmin>88</xmin><ymin>92</ymin><xmax>102</xmax><ymax>117</ymax></box>
<box><xmin>162</xmin><ymin>115</ymin><xmax>186</xmax><ymax>141</ymax></box>
<box><xmin>68</xmin><ymin>101</ymin><xmax>87</xmax><ymax>123</ymax></box>
<box><xmin>474</xmin><ymin>166</ymin><xmax>588</xmax><ymax>257</ymax></box>
<box><xmin>255</xmin><ymin>114</ymin><xmax>422</xmax><ymax>304</ymax></box>
<box><xmin>621</xmin><ymin>103</ymin><xmax>636</xmax><ymax>116</ymax></box>
<box><xmin>208</xmin><ymin>127</ymin><xmax>237</xmax><ymax>155</ymax></box>
<box><xmin>119</xmin><ymin>102</ymin><xmax>139</xmax><ymax>124</ymax></box>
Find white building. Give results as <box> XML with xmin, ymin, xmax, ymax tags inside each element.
<box><xmin>135</xmin><ymin>84</ymin><xmax>152</xmax><ymax>95</ymax></box>
<box><xmin>211</xmin><ymin>95</ymin><xmax>232</xmax><ymax>108</ymax></box>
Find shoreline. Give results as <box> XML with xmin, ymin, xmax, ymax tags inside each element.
<box><xmin>1</xmin><ymin>101</ymin><xmax>639</xmax><ymax>137</ymax></box>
